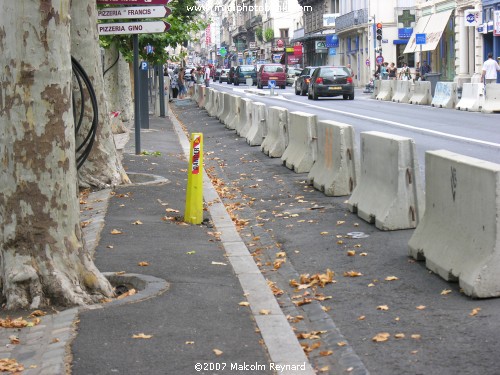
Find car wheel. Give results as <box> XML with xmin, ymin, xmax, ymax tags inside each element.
<box><xmin>301</xmin><ymin>85</ymin><xmax>307</xmax><ymax>96</ymax></box>
<box><xmin>295</xmin><ymin>85</ymin><xmax>300</xmax><ymax>95</ymax></box>
<box><xmin>280</xmin><ymin>85</ymin><xmax>286</xmax><ymax>89</ymax></box>
<box><xmin>307</xmin><ymin>90</ymin><xmax>312</xmax><ymax>100</ymax></box>
<box><xmin>312</xmin><ymin>88</ymin><xmax>318</xmax><ymax>100</ymax></box>
<box><xmin>349</xmin><ymin>93</ymin><xmax>355</xmax><ymax>100</ymax></box>
<box><xmin>234</xmin><ymin>80</ymin><xmax>239</xmax><ymax>86</ymax></box>
<box><xmin>343</xmin><ymin>94</ymin><xmax>348</xmax><ymax>100</ymax></box>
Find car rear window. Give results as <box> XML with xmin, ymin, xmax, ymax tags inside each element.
<box><xmin>320</xmin><ymin>67</ymin><xmax>349</xmax><ymax>77</ymax></box>
<box><xmin>264</xmin><ymin>66</ymin><xmax>284</xmax><ymax>73</ymax></box>
<box><xmin>240</xmin><ymin>66</ymin><xmax>255</xmax><ymax>72</ymax></box>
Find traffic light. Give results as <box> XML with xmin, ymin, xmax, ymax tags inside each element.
<box><xmin>376</xmin><ymin>23</ymin><xmax>383</xmax><ymax>41</ymax></box>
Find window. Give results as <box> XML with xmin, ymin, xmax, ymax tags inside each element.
<box><xmin>396</xmin><ymin>45</ymin><xmax>415</xmax><ymax>68</ymax></box>
<box><xmin>279</xmin><ymin>0</ymin><xmax>288</xmax><ymax>12</ymax></box>
<box><xmin>280</xmin><ymin>29</ymin><xmax>289</xmax><ymax>38</ymax></box>
<box><xmin>330</xmin><ymin>0</ymin><xmax>340</xmax><ymax>13</ymax></box>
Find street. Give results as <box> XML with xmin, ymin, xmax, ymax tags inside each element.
<box><xmin>173</xmin><ymin>94</ymin><xmax>500</xmax><ymax>375</ymax></box>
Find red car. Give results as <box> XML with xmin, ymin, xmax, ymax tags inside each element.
<box><xmin>256</xmin><ymin>64</ymin><xmax>286</xmax><ymax>89</ymax></box>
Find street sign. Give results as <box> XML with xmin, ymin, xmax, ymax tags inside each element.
<box><xmin>416</xmin><ymin>33</ymin><xmax>426</xmax><ymax>45</ymax></box>
<box><xmin>268</xmin><ymin>80</ymin><xmax>276</xmax><ymax>88</ymax></box>
<box><xmin>98</xmin><ymin>21</ymin><xmax>170</xmax><ymax>35</ymax></box>
<box><xmin>376</xmin><ymin>55</ymin><xmax>384</xmax><ymax>65</ymax></box>
<box><xmin>97</xmin><ymin>0</ymin><xmax>169</xmax><ymax>4</ymax></box>
<box><xmin>97</xmin><ymin>6</ymin><xmax>170</xmax><ymax>20</ymax></box>
<box><xmin>219</xmin><ymin>47</ymin><xmax>227</xmax><ymax>56</ymax></box>
<box><xmin>329</xmin><ymin>48</ymin><xmax>336</xmax><ymax>56</ymax></box>
<box><xmin>365</xmin><ymin>59</ymin><xmax>370</xmax><ymax>66</ymax></box>
<box><xmin>140</xmin><ymin>61</ymin><xmax>148</xmax><ymax>70</ymax></box>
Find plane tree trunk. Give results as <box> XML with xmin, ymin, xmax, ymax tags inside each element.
<box><xmin>0</xmin><ymin>0</ymin><xmax>114</xmax><ymax>309</ymax></box>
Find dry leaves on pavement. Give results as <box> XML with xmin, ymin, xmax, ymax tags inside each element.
<box><xmin>372</xmin><ymin>332</ymin><xmax>390</xmax><ymax>342</ymax></box>
<box><xmin>132</xmin><ymin>333</ymin><xmax>153</xmax><ymax>339</ymax></box>
<box><xmin>0</xmin><ymin>359</ymin><xmax>24</xmax><ymax>373</ymax></box>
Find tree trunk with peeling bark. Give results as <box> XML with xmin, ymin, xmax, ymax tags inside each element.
<box><xmin>70</xmin><ymin>0</ymin><xmax>130</xmax><ymax>189</ymax></box>
<box><xmin>0</xmin><ymin>1</ymin><xmax>114</xmax><ymax>309</ymax></box>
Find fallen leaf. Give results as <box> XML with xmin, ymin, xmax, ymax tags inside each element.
<box><xmin>29</xmin><ymin>310</ymin><xmax>47</xmax><ymax>317</ymax></box>
<box><xmin>411</xmin><ymin>334</ymin><xmax>421</xmax><ymax>340</ymax></box>
<box><xmin>107</xmin><ymin>245</ymin><xmax>114</xmax><ymax>249</ymax></box>
<box><xmin>344</xmin><ymin>271</ymin><xmax>363</xmax><ymax>277</ymax></box>
<box><xmin>360</xmin><ymin>252</ymin><xmax>368</xmax><ymax>256</ymax></box>
<box><xmin>132</xmin><ymin>333</ymin><xmax>153</xmax><ymax>339</ymax></box>
<box><xmin>276</xmin><ymin>251</ymin><xmax>286</xmax><ymax>258</ymax></box>
<box><xmin>213</xmin><ymin>349</ymin><xmax>223</xmax><ymax>356</ymax></box>
<box><xmin>110</xmin><ymin>229</ymin><xmax>123</xmax><ymax>235</ymax></box>
<box><xmin>211</xmin><ymin>261</ymin><xmax>227</xmax><ymax>266</ymax></box>
<box><xmin>440</xmin><ymin>289</ymin><xmax>452</xmax><ymax>295</ymax></box>
<box><xmin>394</xmin><ymin>333</ymin><xmax>405</xmax><ymax>339</ymax></box>
<box><xmin>259</xmin><ymin>309</ymin><xmax>271</xmax><ymax>315</ymax></box>
<box><xmin>137</xmin><ymin>262</ymin><xmax>149</xmax><ymax>267</ymax></box>
<box><xmin>337</xmin><ymin>341</ymin><xmax>347</xmax><ymax>347</ymax></box>
<box><xmin>372</xmin><ymin>332</ymin><xmax>390</xmax><ymax>342</ymax></box>
<box><xmin>51</xmin><ymin>338</ymin><xmax>60</xmax><ymax>344</ymax></box>
<box><xmin>336</xmin><ymin>221</ymin><xmax>345</xmax><ymax>225</ymax></box>
<box><xmin>115</xmin><ymin>271</ymin><xmax>126</xmax><ymax>275</ymax></box>
<box><xmin>358</xmin><ymin>316</ymin><xmax>366</xmax><ymax>321</ymax></box>
<box><xmin>337</xmin><ymin>240</ymin><xmax>344</xmax><ymax>245</ymax></box>
<box><xmin>132</xmin><ymin>220</ymin><xmax>143</xmax><ymax>225</ymax></box>
<box><xmin>185</xmin><ymin>341</ymin><xmax>195</xmax><ymax>345</ymax></box>
<box><xmin>9</xmin><ymin>335</ymin><xmax>20</xmax><ymax>344</ymax></box>
<box><xmin>347</xmin><ymin>250</ymin><xmax>356</xmax><ymax>256</ymax></box>
<box><xmin>377</xmin><ymin>305</ymin><xmax>389</xmax><ymax>311</ymax></box>
<box><xmin>320</xmin><ymin>232</ymin><xmax>329</xmax><ymax>235</ymax></box>
<box><xmin>367</xmin><ymin>283</ymin><xmax>375</xmax><ymax>287</ymax></box>
<box><xmin>0</xmin><ymin>359</ymin><xmax>24</xmax><ymax>373</ymax></box>
<box><xmin>470</xmin><ymin>307</ymin><xmax>481</xmax><ymax>317</ymax></box>
<box><xmin>239</xmin><ymin>302</ymin><xmax>250</xmax><ymax>306</ymax></box>
<box><xmin>320</xmin><ymin>350</ymin><xmax>333</xmax><ymax>356</ymax></box>
<box><xmin>319</xmin><ymin>366</ymin><xmax>330</xmax><ymax>372</ymax></box>
<box><xmin>416</xmin><ymin>305</ymin><xmax>426</xmax><ymax>310</ymax></box>
<box><xmin>385</xmin><ymin>276</ymin><xmax>399</xmax><ymax>281</ymax></box>
<box><xmin>165</xmin><ymin>208</ymin><xmax>180</xmax><ymax>213</ymax></box>
<box><xmin>186</xmin><ymin>251</ymin><xmax>196</xmax><ymax>255</ymax></box>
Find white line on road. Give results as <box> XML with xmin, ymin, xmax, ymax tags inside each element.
<box><xmin>275</xmin><ymin>96</ymin><xmax>500</xmax><ymax>149</ymax></box>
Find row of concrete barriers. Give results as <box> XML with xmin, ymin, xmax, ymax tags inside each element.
<box><xmin>191</xmin><ymin>84</ymin><xmax>500</xmax><ymax>299</ymax></box>
<box><xmin>373</xmin><ymin>80</ymin><xmax>500</xmax><ymax>113</ymax></box>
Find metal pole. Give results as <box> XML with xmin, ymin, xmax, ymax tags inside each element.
<box><xmin>158</xmin><ymin>63</ymin><xmax>165</xmax><ymax>117</ymax></box>
<box><xmin>133</xmin><ymin>34</ymin><xmax>141</xmax><ymax>155</ymax></box>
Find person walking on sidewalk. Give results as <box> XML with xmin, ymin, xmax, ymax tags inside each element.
<box><xmin>204</xmin><ymin>65</ymin><xmax>211</xmax><ymax>87</ymax></box>
<box><xmin>481</xmin><ymin>52</ymin><xmax>500</xmax><ymax>85</ymax></box>
<box><xmin>178</xmin><ymin>68</ymin><xmax>187</xmax><ymax>99</ymax></box>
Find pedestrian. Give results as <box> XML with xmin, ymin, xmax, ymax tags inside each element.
<box><xmin>399</xmin><ymin>63</ymin><xmax>412</xmax><ymax>81</ymax></box>
<box><xmin>374</xmin><ymin>64</ymin><xmax>381</xmax><ymax>80</ymax></box>
<box><xmin>420</xmin><ymin>61</ymin><xmax>431</xmax><ymax>80</ymax></box>
<box><xmin>380</xmin><ymin>62</ymin><xmax>388</xmax><ymax>80</ymax></box>
<box><xmin>415</xmin><ymin>62</ymin><xmax>421</xmax><ymax>81</ymax></box>
<box><xmin>481</xmin><ymin>52</ymin><xmax>500</xmax><ymax>85</ymax></box>
<box><xmin>347</xmin><ymin>64</ymin><xmax>355</xmax><ymax>78</ymax></box>
<box><xmin>170</xmin><ymin>68</ymin><xmax>179</xmax><ymax>99</ymax></box>
<box><xmin>204</xmin><ymin>65</ymin><xmax>211</xmax><ymax>87</ymax></box>
<box><xmin>388</xmin><ymin>62</ymin><xmax>397</xmax><ymax>80</ymax></box>
<box><xmin>178</xmin><ymin>68</ymin><xmax>186</xmax><ymax>99</ymax></box>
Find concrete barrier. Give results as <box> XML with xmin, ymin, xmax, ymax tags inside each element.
<box><xmin>376</xmin><ymin>80</ymin><xmax>395</xmax><ymax>101</ymax></box>
<box><xmin>307</xmin><ymin>120</ymin><xmax>358</xmax><ymax>196</ymax></box>
<box><xmin>207</xmin><ymin>89</ymin><xmax>218</xmax><ymax>117</ymax></box>
<box><xmin>431</xmin><ymin>82</ymin><xmax>457</xmax><ymax>109</ymax></box>
<box><xmin>197</xmin><ymin>86</ymin><xmax>206</xmax><ymax>108</ymax></box>
<box><xmin>281</xmin><ymin>112</ymin><xmax>317</xmax><ymax>173</ymax></box>
<box><xmin>215</xmin><ymin>91</ymin><xmax>225</xmax><ymax>119</ymax></box>
<box><xmin>408</xmin><ymin>150</ymin><xmax>500</xmax><ymax>298</ymax></box>
<box><xmin>455</xmin><ymin>83</ymin><xmax>484</xmax><ymax>112</ymax></box>
<box><xmin>237</xmin><ymin>99</ymin><xmax>253</xmax><ymax>138</ymax></box>
<box><xmin>408</xmin><ymin>81</ymin><xmax>431</xmax><ymax>105</ymax></box>
<box><xmin>203</xmin><ymin>88</ymin><xmax>213</xmax><ymax>112</ymax></box>
<box><xmin>245</xmin><ymin>102</ymin><xmax>266</xmax><ymax>146</ymax></box>
<box><xmin>482</xmin><ymin>83</ymin><xmax>500</xmax><ymax>113</ymax></box>
<box><xmin>191</xmin><ymin>84</ymin><xmax>199</xmax><ymax>102</ymax></box>
<box><xmin>218</xmin><ymin>92</ymin><xmax>231</xmax><ymax>123</ymax></box>
<box><xmin>226</xmin><ymin>95</ymin><xmax>241</xmax><ymax>130</ymax></box>
<box><xmin>346</xmin><ymin>131</ymin><xmax>424</xmax><ymax>230</ymax></box>
<box><xmin>261</xmin><ymin>106</ymin><xmax>289</xmax><ymax>158</ymax></box>
<box><xmin>391</xmin><ymin>80</ymin><xmax>412</xmax><ymax>103</ymax></box>
<box><xmin>371</xmin><ymin>80</ymin><xmax>381</xmax><ymax>99</ymax></box>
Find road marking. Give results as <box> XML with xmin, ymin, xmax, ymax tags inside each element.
<box><xmin>278</xmin><ymin>96</ymin><xmax>500</xmax><ymax>149</ymax></box>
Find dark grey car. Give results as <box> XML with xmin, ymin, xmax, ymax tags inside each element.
<box><xmin>307</xmin><ymin>66</ymin><xmax>354</xmax><ymax>100</ymax></box>
<box><xmin>294</xmin><ymin>67</ymin><xmax>317</xmax><ymax>96</ymax></box>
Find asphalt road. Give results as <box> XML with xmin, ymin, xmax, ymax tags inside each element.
<box><xmin>209</xmin><ymin>81</ymin><xmax>500</xmax><ymax>172</ymax></box>
<box><xmin>173</xmin><ymin>97</ymin><xmax>500</xmax><ymax>375</ymax></box>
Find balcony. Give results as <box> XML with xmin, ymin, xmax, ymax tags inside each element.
<box><xmin>245</xmin><ymin>14</ymin><xmax>262</xmax><ymax>29</ymax></box>
<box><xmin>335</xmin><ymin>8</ymin><xmax>369</xmax><ymax>33</ymax></box>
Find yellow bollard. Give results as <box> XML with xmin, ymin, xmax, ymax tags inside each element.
<box><xmin>184</xmin><ymin>133</ymin><xmax>204</xmax><ymax>224</ymax></box>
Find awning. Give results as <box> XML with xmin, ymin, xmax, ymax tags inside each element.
<box><xmin>404</xmin><ymin>9</ymin><xmax>453</xmax><ymax>54</ymax></box>
<box><xmin>403</xmin><ymin>15</ymin><xmax>431</xmax><ymax>54</ymax></box>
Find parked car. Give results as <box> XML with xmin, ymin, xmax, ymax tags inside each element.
<box><xmin>294</xmin><ymin>66</ymin><xmax>317</xmax><ymax>96</ymax></box>
<box><xmin>286</xmin><ymin>67</ymin><xmax>301</xmax><ymax>86</ymax></box>
<box><xmin>214</xmin><ymin>68</ymin><xmax>222</xmax><ymax>81</ymax></box>
<box><xmin>219</xmin><ymin>69</ymin><xmax>228</xmax><ymax>83</ymax></box>
<box><xmin>233</xmin><ymin>65</ymin><xmax>257</xmax><ymax>86</ymax></box>
<box><xmin>227</xmin><ymin>67</ymin><xmax>235</xmax><ymax>84</ymax></box>
<box><xmin>307</xmin><ymin>66</ymin><xmax>354</xmax><ymax>100</ymax></box>
<box><xmin>256</xmin><ymin>64</ymin><xmax>286</xmax><ymax>89</ymax></box>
